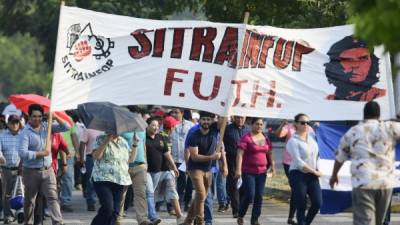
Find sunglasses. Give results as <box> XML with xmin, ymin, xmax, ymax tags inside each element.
<box><xmin>297</xmin><ymin>121</ymin><xmax>311</xmax><ymax>125</ymax></box>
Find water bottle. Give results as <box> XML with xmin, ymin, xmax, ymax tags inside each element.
<box><xmin>80</xmin><ymin>166</ymin><xmax>86</xmax><ymax>174</ymax></box>
<box><xmin>236</xmin><ymin>177</ymin><xmax>242</xmax><ymax>189</ymax></box>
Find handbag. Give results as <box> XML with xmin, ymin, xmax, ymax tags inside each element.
<box><xmin>9</xmin><ymin>175</ymin><xmax>24</xmax><ymax>210</ymax></box>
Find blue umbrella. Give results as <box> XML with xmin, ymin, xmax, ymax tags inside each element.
<box><xmin>77</xmin><ymin>102</ymin><xmax>147</xmax><ymax>135</ymax></box>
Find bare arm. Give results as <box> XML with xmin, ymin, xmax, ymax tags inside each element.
<box><xmin>267</xmin><ymin>151</ymin><xmax>275</xmax><ymax>175</ymax></box>
<box><xmin>329</xmin><ymin>160</ymin><xmax>344</xmax><ymax>189</ymax></box>
<box><xmin>219</xmin><ymin>147</ymin><xmax>228</xmax><ymax>177</ymax></box>
<box><xmin>78</xmin><ymin>142</ymin><xmax>86</xmax><ymax>164</ymax></box>
<box><xmin>189</xmin><ymin>146</ymin><xmax>219</xmax><ymax>162</ymax></box>
<box><xmin>128</xmin><ymin>146</ymin><xmax>137</xmax><ymax>163</ymax></box>
<box><xmin>235</xmin><ymin>149</ymin><xmax>244</xmax><ymax>178</ymax></box>
<box><xmin>92</xmin><ymin>135</ymin><xmax>112</xmax><ymax>160</ymax></box>
<box><xmin>275</xmin><ymin>120</ymin><xmax>288</xmax><ymax>138</ymax></box>
<box><xmin>164</xmin><ymin>151</ymin><xmax>179</xmax><ymax>176</ymax></box>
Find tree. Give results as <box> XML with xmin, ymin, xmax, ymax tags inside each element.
<box><xmin>348</xmin><ymin>0</ymin><xmax>400</xmax><ymax>53</ymax></box>
<box><xmin>0</xmin><ymin>33</ymin><xmax>52</xmax><ymax>97</ymax></box>
<box><xmin>200</xmin><ymin>0</ymin><xmax>348</xmax><ymax>28</ymax></box>
<box><xmin>0</xmin><ymin>0</ymin><xmax>197</xmax><ymax>66</ymax></box>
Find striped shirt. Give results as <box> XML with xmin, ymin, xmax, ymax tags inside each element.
<box><xmin>0</xmin><ymin>130</ymin><xmax>21</xmax><ymax>167</ymax></box>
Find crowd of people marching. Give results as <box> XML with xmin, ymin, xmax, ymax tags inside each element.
<box><xmin>0</xmin><ymin>101</ymin><xmax>398</xmax><ymax>225</ymax></box>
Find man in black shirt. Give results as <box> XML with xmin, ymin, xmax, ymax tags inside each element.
<box><xmin>180</xmin><ymin>111</ymin><xmax>223</xmax><ymax>225</ymax></box>
<box><xmin>145</xmin><ymin>117</ymin><xmax>183</xmax><ymax>224</ymax></box>
<box><xmin>223</xmin><ymin>116</ymin><xmax>249</xmax><ymax>218</ymax></box>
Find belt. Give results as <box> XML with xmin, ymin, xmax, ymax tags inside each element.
<box><xmin>1</xmin><ymin>166</ymin><xmax>19</xmax><ymax>171</ymax></box>
<box><xmin>24</xmin><ymin>166</ymin><xmax>50</xmax><ymax>171</ymax></box>
<box><xmin>130</xmin><ymin>162</ymin><xmax>145</xmax><ymax>167</ymax></box>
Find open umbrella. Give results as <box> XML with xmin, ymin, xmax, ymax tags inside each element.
<box><xmin>9</xmin><ymin>94</ymin><xmax>73</xmax><ymax>126</ymax></box>
<box><xmin>77</xmin><ymin>102</ymin><xmax>147</xmax><ymax>135</ymax></box>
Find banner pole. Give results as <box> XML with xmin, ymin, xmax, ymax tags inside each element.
<box><xmin>217</xmin><ymin>11</ymin><xmax>250</xmax><ymax>150</ymax></box>
<box><xmin>45</xmin><ymin>0</ymin><xmax>66</xmax><ymax>154</ymax></box>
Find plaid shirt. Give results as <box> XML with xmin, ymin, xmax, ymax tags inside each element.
<box><xmin>0</xmin><ymin>130</ymin><xmax>21</xmax><ymax>168</ymax></box>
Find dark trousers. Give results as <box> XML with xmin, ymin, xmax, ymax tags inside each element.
<box><xmin>289</xmin><ymin>170</ymin><xmax>322</xmax><ymax>225</ymax></box>
<box><xmin>91</xmin><ymin>181</ymin><xmax>124</xmax><ymax>225</ymax></box>
<box><xmin>175</xmin><ymin>163</ymin><xmax>193</xmax><ymax>206</ymax></box>
<box><xmin>226</xmin><ymin>160</ymin><xmax>239</xmax><ymax>215</ymax></box>
<box><xmin>74</xmin><ymin>159</ymin><xmax>82</xmax><ymax>187</ymax></box>
<box><xmin>284</xmin><ymin>164</ymin><xmax>296</xmax><ymax>220</ymax></box>
<box><xmin>238</xmin><ymin>173</ymin><xmax>266</xmax><ymax>224</ymax></box>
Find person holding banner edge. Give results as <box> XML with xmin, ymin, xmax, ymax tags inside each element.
<box><xmin>18</xmin><ymin>104</ymin><xmax>70</xmax><ymax>225</ymax></box>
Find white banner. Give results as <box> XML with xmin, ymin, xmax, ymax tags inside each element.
<box><xmin>51</xmin><ymin>6</ymin><xmax>395</xmax><ymax>120</ymax></box>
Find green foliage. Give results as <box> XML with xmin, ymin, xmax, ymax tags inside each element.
<box><xmin>0</xmin><ymin>0</ymin><xmax>351</xmax><ymax>97</ymax></box>
<box><xmin>348</xmin><ymin>0</ymin><xmax>400</xmax><ymax>53</ymax></box>
<box><xmin>201</xmin><ymin>0</ymin><xmax>348</xmax><ymax>28</ymax></box>
<box><xmin>0</xmin><ymin>33</ymin><xmax>52</xmax><ymax>97</ymax></box>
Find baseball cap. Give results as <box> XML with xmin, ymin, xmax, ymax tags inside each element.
<box><xmin>7</xmin><ymin>115</ymin><xmax>20</xmax><ymax>123</ymax></box>
<box><xmin>163</xmin><ymin>116</ymin><xmax>179</xmax><ymax>129</ymax></box>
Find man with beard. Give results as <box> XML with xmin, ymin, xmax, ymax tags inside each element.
<box><xmin>324</xmin><ymin>35</ymin><xmax>385</xmax><ymax>101</ymax></box>
<box><xmin>179</xmin><ymin>111</ymin><xmax>225</xmax><ymax>225</ymax></box>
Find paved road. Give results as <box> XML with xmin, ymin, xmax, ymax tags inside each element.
<box><xmin>35</xmin><ymin>143</ymin><xmax>400</xmax><ymax>225</ymax></box>
<box><xmin>32</xmin><ymin>190</ymin><xmax>397</xmax><ymax>225</ymax></box>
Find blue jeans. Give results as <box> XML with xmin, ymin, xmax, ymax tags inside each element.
<box><xmin>205</xmin><ymin>171</ymin><xmax>225</xmax><ymax>224</ymax></box>
<box><xmin>216</xmin><ymin>171</ymin><xmax>227</xmax><ymax>205</ymax></box>
<box><xmin>60</xmin><ymin>158</ymin><xmax>74</xmax><ymax>206</ymax></box>
<box><xmin>289</xmin><ymin>170</ymin><xmax>322</xmax><ymax>225</ymax></box>
<box><xmin>91</xmin><ymin>181</ymin><xmax>124</xmax><ymax>225</ymax></box>
<box><xmin>238</xmin><ymin>173</ymin><xmax>266</xmax><ymax>224</ymax></box>
<box><xmin>204</xmin><ymin>185</ymin><xmax>213</xmax><ymax>224</ymax></box>
<box><xmin>85</xmin><ymin>156</ymin><xmax>97</xmax><ymax>206</ymax></box>
<box><xmin>146</xmin><ymin>173</ymin><xmax>159</xmax><ymax>221</ymax></box>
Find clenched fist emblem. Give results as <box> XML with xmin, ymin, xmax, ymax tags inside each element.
<box><xmin>73</xmin><ymin>40</ymin><xmax>92</xmax><ymax>62</ymax></box>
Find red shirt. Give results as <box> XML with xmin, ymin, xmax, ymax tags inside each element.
<box><xmin>51</xmin><ymin>133</ymin><xmax>68</xmax><ymax>174</ymax></box>
<box><xmin>238</xmin><ymin>132</ymin><xmax>272</xmax><ymax>174</ymax></box>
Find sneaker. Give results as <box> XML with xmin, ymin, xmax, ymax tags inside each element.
<box><xmin>287</xmin><ymin>218</ymin><xmax>297</xmax><ymax>225</ymax></box>
<box><xmin>4</xmin><ymin>217</ymin><xmax>15</xmax><ymax>224</ymax></box>
<box><xmin>74</xmin><ymin>184</ymin><xmax>82</xmax><ymax>191</ymax></box>
<box><xmin>176</xmin><ymin>216</ymin><xmax>185</xmax><ymax>225</ymax></box>
<box><xmin>151</xmin><ymin>218</ymin><xmax>162</xmax><ymax>225</ymax></box>
<box><xmin>237</xmin><ymin>217</ymin><xmax>244</xmax><ymax>225</ymax></box>
<box><xmin>44</xmin><ymin>208</ymin><xmax>50</xmax><ymax>217</ymax></box>
<box><xmin>87</xmin><ymin>204</ymin><xmax>96</xmax><ymax>211</ymax></box>
<box><xmin>224</xmin><ymin>203</ymin><xmax>229</xmax><ymax>211</ymax></box>
<box><xmin>61</xmin><ymin>205</ymin><xmax>74</xmax><ymax>212</ymax></box>
<box><xmin>168</xmin><ymin>210</ymin><xmax>177</xmax><ymax>216</ymax></box>
<box><xmin>217</xmin><ymin>205</ymin><xmax>225</xmax><ymax>212</ymax></box>
<box><xmin>139</xmin><ymin>221</ymin><xmax>153</xmax><ymax>225</ymax></box>
<box><xmin>17</xmin><ymin>212</ymin><xmax>24</xmax><ymax>224</ymax></box>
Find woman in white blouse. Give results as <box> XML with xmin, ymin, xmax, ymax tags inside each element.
<box><xmin>286</xmin><ymin>113</ymin><xmax>322</xmax><ymax>225</ymax></box>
